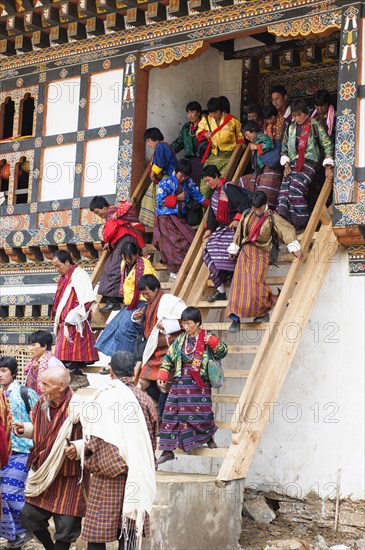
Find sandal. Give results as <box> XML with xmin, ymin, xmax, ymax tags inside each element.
<box><xmin>207</xmin><ymin>438</ymin><xmax>217</xmax><ymax>449</ymax></box>
<box><xmin>157</xmin><ymin>451</ymin><xmax>175</xmax><ymax>465</ymax></box>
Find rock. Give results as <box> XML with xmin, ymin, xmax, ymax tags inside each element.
<box><xmin>313</xmin><ymin>535</ymin><xmax>327</xmax><ymax>550</ymax></box>
<box><xmin>243</xmin><ymin>496</ymin><xmax>276</xmax><ymax>524</ymax></box>
<box><xmin>264</xmin><ymin>539</ymin><xmax>311</xmax><ymax>550</ymax></box>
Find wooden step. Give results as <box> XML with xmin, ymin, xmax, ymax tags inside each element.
<box><xmin>228</xmin><ymin>345</ymin><xmax>259</xmax><ymax>354</ymax></box>
<box><xmin>158</xmin><ymin>447</ymin><xmax>227</xmax><ymax>458</ymax></box>
<box><xmin>212</xmin><ymin>394</ymin><xmax>239</xmax><ymax>403</ymax></box>
<box><xmin>203</xmin><ymin>322</ymin><xmax>268</xmax><ymax>331</ymax></box>
<box><xmin>224</xmin><ymin>370</ymin><xmax>250</xmax><ymax>378</ymax></box>
<box><xmin>216</xmin><ymin>421</ymin><xmax>232</xmax><ymax>430</ymax></box>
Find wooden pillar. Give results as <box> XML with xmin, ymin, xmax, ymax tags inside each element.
<box><xmin>131</xmin><ymin>65</ymin><xmax>149</xmax><ymax>192</ymax></box>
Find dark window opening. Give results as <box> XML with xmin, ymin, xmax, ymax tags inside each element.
<box><xmin>0</xmin><ymin>160</ymin><xmax>10</xmax><ymax>205</ymax></box>
<box><xmin>0</xmin><ymin>97</ymin><xmax>15</xmax><ymax>140</ymax></box>
<box><xmin>14</xmin><ymin>157</ymin><xmax>30</xmax><ymax>204</ymax></box>
<box><xmin>19</xmin><ymin>94</ymin><xmax>35</xmax><ymax>137</ymax></box>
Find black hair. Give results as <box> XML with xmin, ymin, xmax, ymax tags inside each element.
<box><xmin>175</xmin><ymin>158</ymin><xmax>192</xmax><ymax>176</ymax></box>
<box><xmin>0</xmin><ymin>356</ymin><xmax>18</xmax><ymax>378</ymax></box>
<box><xmin>291</xmin><ymin>98</ymin><xmax>309</xmax><ymax>115</ymax></box>
<box><xmin>207</xmin><ymin>97</ymin><xmax>222</xmax><ymax>113</ymax></box>
<box><xmin>252</xmin><ymin>191</ymin><xmax>268</xmax><ymax>208</ymax></box>
<box><xmin>201</xmin><ymin>165</ymin><xmax>221</xmax><ymax>179</ymax></box>
<box><xmin>110</xmin><ymin>351</ymin><xmax>135</xmax><ymax>378</ymax></box>
<box><xmin>181</xmin><ymin>306</ymin><xmax>202</xmax><ymax>325</ymax></box>
<box><xmin>28</xmin><ymin>330</ymin><xmax>53</xmax><ymax>350</ymax></box>
<box><xmin>121</xmin><ymin>241</ymin><xmax>139</xmax><ymax>260</ymax></box>
<box><xmin>137</xmin><ymin>274</ymin><xmax>161</xmax><ymax>292</ymax></box>
<box><xmin>144</xmin><ymin>127</ymin><xmax>164</xmax><ymax>142</ymax></box>
<box><xmin>247</xmin><ymin>104</ymin><xmax>263</xmax><ymax>117</ymax></box>
<box><xmin>271</xmin><ymin>84</ymin><xmax>287</xmax><ymax>97</ymax></box>
<box><xmin>313</xmin><ymin>89</ymin><xmax>331</xmax><ymax>106</ymax></box>
<box><xmin>53</xmin><ymin>250</ymin><xmax>74</xmax><ymax>265</ymax></box>
<box><xmin>262</xmin><ymin>105</ymin><xmax>278</xmax><ymax>119</ymax></box>
<box><xmin>186</xmin><ymin>101</ymin><xmax>202</xmax><ymax>113</ymax></box>
<box><xmin>243</xmin><ymin>121</ymin><xmax>261</xmax><ymax>134</ymax></box>
<box><xmin>219</xmin><ymin>96</ymin><xmax>231</xmax><ymax>114</ymax></box>
<box><xmin>89</xmin><ymin>196</ymin><xmax>109</xmax><ymax>211</ymax></box>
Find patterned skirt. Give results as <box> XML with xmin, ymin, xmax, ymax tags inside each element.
<box><xmin>139</xmin><ymin>182</ymin><xmax>157</xmax><ymax>229</ymax></box>
<box><xmin>240</xmin><ymin>165</ymin><xmax>283</xmax><ymax>210</ymax></box>
<box><xmin>153</xmin><ymin>214</ymin><xmax>196</xmax><ymax>274</ymax></box>
<box><xmin>54</xmin><ymin>322</ymin><xmax>99</xmax><ymax>363</ymax></box>
<box><xmin>98</xmin><ymin>235</ymin><xmax>137</xmax><ymax>298</ymax></box>
<box><xmin>159</xmin><ymin>366</ymin><xmax>217</xmax><ymax>452</ymax></box>
<box><xmin>203</xmin><ymin>225</ymin><xmax>236</xmax><ymax>287</ymax></box>
<box><xmin>0</xmin><ymin>453</ymin><xmax>28</xmax><ymax>541</ymax></box>
<box><xmin>95</xmin><ymin>300</ymin><xmax>145</xmax><ymax>357</ymax></box>
<box><xmin>226</xmin><ymin>243</ymin><xmax>277</xmax><ymax>319</ymax></box>
<box><xmin>277</xmin><ymin>161</ymin><xmax>317</xmax><ymax>230</ymax></box>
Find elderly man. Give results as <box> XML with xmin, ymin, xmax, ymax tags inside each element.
<box><xmin>52</xmin><ymin>250</ymin><xmax>99</xmax><ymax>389</ymax></box>
<box><xmin>79</xmin><ymin>351</ymin><xmax>158</xmax><ymax>550</ymax></box>
<box><xmin>13</xmin><ymin>366</ymin><xmax>88</xmax><ymax>550</ymax></box>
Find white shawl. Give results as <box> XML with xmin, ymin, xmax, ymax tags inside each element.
<box><xmin>25</xmin><ymin>394</ymin><xmax>84</xmax><ymax>497</ymax></box>
<box><xmin>142</xmin><ymin>294</ymin><xmax>186</xmax><ymax>366</ymax></box>
<box><xmin>54</xmin><ymin>267</ymin><xmax>96</xmax><ymax>342</ymax></box>
<box><xmin>80</xmin><ymin>379</ymin><xmax>156</xmax><ymax>536</ymax></box>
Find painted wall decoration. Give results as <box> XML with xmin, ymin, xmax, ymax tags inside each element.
<box><xmin>139</xmin><ymin>41</ymin><xmax>206</xmax><ymax>69</ymax></box>
<box><xmin>340</xmin><ymin>5</ymin><xmax>358</xmax><ymax>71</ymax></box>
<box><xmin>268</xmin><ymin>4</ymin><xmax>341</xmax><ymax>37</ymax></box>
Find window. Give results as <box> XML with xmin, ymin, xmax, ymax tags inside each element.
<box><xmin>45</xmin><ymin>77</ymin><xmax>80</xmax><ymax>135</ymax></box>
<box><xmin>19</xmin><ymin>94</ymin><xmax>35</xmax><ymax>137</ymax></box>
<box><xmin>0</xmin><ymin>97</ymin><xmax>15</xmax><ymax>140</ymax></box>
<box><xmin>83</xmin><ymin>137</ymin><xmax>119</xmax><ymax>197</ymax></box>
<box><xmin>40</xmin><ymin>144</ymin><xmax>77</xmax><ymax>201</ymax></box>
<box><xmin>0</xmin><ymin>160</ymin><xmax>10</xmax><ymax>204</ymax></box>
<box><xmin>14</xmin><ymin>156</ymin><xmax>30</xmax><ymax>204</ymax></box>
<box><xmin>87</xmin><ymin>69</ymin><xmax>123</xmax><ymax>129</ymax></box>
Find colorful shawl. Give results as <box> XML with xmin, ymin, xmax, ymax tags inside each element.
<box><xmin>296</xmin><ymin>117</ymin><xmax>312</xmax><ymax>172</ymax></box>
<box><xmin>25</xmin><ymin>350</ymin><xmax>53</xmax><ymax>395</ymax></box>
<box><xmin>248</xmin><ymin>211</ymin><xmax>270</xmax><ymax>243</ymax></box>
<box><xmin>120</xmin><ymin>256</ymin><xmax>146</xmax><ymax>311</ymax></box>
<box><xmin>189</xmin><ymin>330</ymin><xmax>208</xmax><ymax>388</ymax></box>
<box><xmin>198</xmin><ymin>114</ymin><xmax>234</xmax><ymax>164</ymax></box>
<box><xmin>52</xmin><ymin>265</ymin><xmax>76</xmax><ymax>316</ymax></box>
<box><xmin>311</xmin><ymin>104</ymin><xmax>335</xmax><ymax>137</ymax></box>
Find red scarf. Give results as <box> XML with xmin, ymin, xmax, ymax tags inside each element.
<box><xmin>296</xmin><ymin>117</ymin><xmax>312</xmax><ymax>172</ymax></box>
<box><xmin>248</xmin><ymin>211</ymin><xmax>270</xmax><ymax>243</ymax></box>
<box><xmin>52</xmin><ymin>265</ymin><xmax>77</xmax><ymax>315</ymax></box>
<box><xmin>120</xmin><ymin>256</ymin><xmax>146</xmax><ymax>310</ymax></box>
<box><xmin>188</xmin><ymin>330</ymin><xmax>208</xmax><ymax>388</ymax></box>
<box><xmin>200</xmin><ymin>114</ymin><xmax>234</xmax><ymax>164</ymax></box>
<box><xmin>216</xmin><ymin>178</ymin><xmax>230</xmax><ymax>224</ymax></box>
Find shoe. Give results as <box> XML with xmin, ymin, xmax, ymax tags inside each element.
<box><xmin>253</xmin><ymin>313</ymin><xmax>270</xmax><ymax>323</ymax></box>
<box><xmin>7</xmin><ymin>532</ymin><xmax>33</xmax><ymax>548</ymax></box>
<box><xmin>157</xmin><ymin>451</ymin><xmax>175</xmax><ymax>465</ymax></box>
<box><xmin>71</xmin><ymin>374</ymin><xmax>90</xmax><ymax>390</ymax></box>
<box><xmin>228</xmin><ymin>320</ymin><xmax>240</xmax><ymax>333</ymax></box>
<box><xmin>207</xmin><ymin>291</ymin><xmax>227</xmax><ymax>303</ymax></box>
<box><xmin>207</xmin><ymin>438</ymin><xmax>217</xmax><ymax>449</ymax></box>
<box><xmin>99</xmin><ymin>301</ymin><xmax>121</xmax><ymax>313</ymax></box>
<box><xmin>100</xmin><ymin>367</ymin><xmax>110</xmax><ymax>375</ymax></box>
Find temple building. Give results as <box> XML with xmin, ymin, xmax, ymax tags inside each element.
<box><xmin>0</xmin><ymin>0</ymin><xmax>364</xmax><ymax>548</ymax></box>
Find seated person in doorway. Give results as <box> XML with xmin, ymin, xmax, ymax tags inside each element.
<box><xmin>153</xmin><ymin>158</ymin><xmax>209</xmax><ymax>282</ymax></box>
<box><xmin>202</xmin><ymin>165</ymin><xmax>252</xmax><ymax>303</ymax></box>
<box><xmin>197</xmin><ymin>96</ymin><xmax>243</xmax><ymax>198</ymax></box>
<box><xmin>277</xmin><ymin>98</ymin><xmax>334</xmax><ymax>230</ymax></box>
<box><xmin>135</xmin><ymin>275</ymin><xmax>186</xmax><ymax>420</ymax></box>
<box><xmin>271</xmin><ymin>84</ymin><xmax>292</xmax><ymax>141</ymax></box>
<box><xmin>95</xmin><ymin>241</ymin><xmax>156</xmax><ymax>359</ymax></box>
<box><xmin>239</xmin><ymin>121</ymin><xmax>282</xmax><ymax>210</ymax></box>
<box><xmin>24</xmin><ymin>330</ymin><xmax>64</xmax><ymax>395</ymax></box>
<box><xmin>171</xmin><ymin>101</ymin><xmax>202</xmax><ymax>184</ymax></box>
<box><xmin>311</xmin><ymin>89</ymin><xmax>336</xmax><ymax>143</ymax></box>
<box><xmin>139</xmin><ymin>127</ymin><xmax>177</xmax><ymax>229</ymax></box>
<box><xmin>246</xmin><ymin>104</ymin><xmax>264</xmax><ymax>131</ymax></box>
<box><xmin>226</xmin><ymin>191</ymin><xmax>303</xmax><ymax>332</ymax></box>
<box><xmin>0</xmin><ymin>357</ymin><xmax>39</xmax><ymax>549</ymax></box>
<box><xmin>89</xmin><ymin>190</ymin><xmax>145</xmax><ymax>313</ymax></box>
<box><xmin>157</xmin><ymin>306</ymin><xmax>228</xmax><ymax>465</ymax></box>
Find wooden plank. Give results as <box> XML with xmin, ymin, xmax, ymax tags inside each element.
<box><xmin>159</xmin><ymin>447</ymin><xmax>228</xmax><ymax>458</ymax></box>
<box><xmin>216</xmin><ymin>422</ymin><xmax>232</xmax><ymax>430</ymax></box>
<box><xmin>223</xmin><ymin>370</ymin><xmax>250</xmax><ymax>378</ymax></box>
<box><xmin>212</xmin><ymin>394</ymin><xmax>240</xmax><ymax>403</ymax></box>
<box><xmin>203</xmin><ymin>322</ymin><xmax>268</xmax><ymax>331</ymax></box>
<box><xmin>90</xmin><ymin>249</ymin><xmax>108</xmax><ymax>287</ymax></box>
<box><xmin>231</xmin><ymin>146</ymin><xmax>252</xmax><ymax>182</ymax></box>
<box><xmin>227</xmin><ymin>345</ymin><xmax>259</xmax><ymax>354</ymax></box>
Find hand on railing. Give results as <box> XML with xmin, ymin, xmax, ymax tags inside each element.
<box><xmin>284</xmin><ymin>163</ymin><xmax>291</xmax><ymax>177</ymax></box>
<box><xmin>325</xmin><ymin>165</ymin><xmax>334</xmax><ymax>181</ymax></box>
<box><xmin>203</xmin><ymin>229</ymin><xmax>212</xmax><ymax>241</ymax></box>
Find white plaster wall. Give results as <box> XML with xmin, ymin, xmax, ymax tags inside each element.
<box><xmin>146</xmin><ymin>47</ymin><xmax>242</xmax><ymax>156</ymax></box>
<box><xmin>246</xmin><ymin>250</ymin><xmax>365</xmax><ymax>500</ymax></box>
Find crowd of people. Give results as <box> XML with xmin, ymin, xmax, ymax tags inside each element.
<box><xmin>0</xmin><ymin>85</ymin><xmax>336</xmax><ymax>549</ymax></box>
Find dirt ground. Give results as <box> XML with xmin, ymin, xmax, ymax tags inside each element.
<box><xmin>240</xmin><ymin>514</ymin><xmax>365</xmax><ymax>550</ymax></box>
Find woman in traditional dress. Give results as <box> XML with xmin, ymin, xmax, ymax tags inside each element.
<box><xmin>24</xmin><ymin>330</ymin><xmax>63</xmax><ymax>395</ymax></box>
<box><xmin>139</xmin><ymin>127</ymin><xmax>177</xmax><ymax>228</ymax></box>
<box><xmin>277</xmin><ymin>98</ymin><xmax>334</xmax><ymax>230</ymax></box>
<box><xmin>246</xmin><ymin>103</ymin><xmax>264</xmax><ymax>131</ymax></box>
<box><xmin>156</xmin><ymin>307</ymin><xmax>228</xmax><ymax>465</ymax></box>
<box><xmin>226</xmin><ymin>191</ymin><xmax>303</xmax><ymax>332</ymax></box>
<box><xmin>153</xmin><ymin>158</ymin><xmax>209</xmax><ymax>281</ymax></box>
<box><xmin>171</xmin><ymin>101</ymin><xmax>202</xmax><ymax>185</ymax></box>
<box><xmin>197</xmin><ymin>96</ymin><xmax>243</xmax><ymax>197</ymax></box>
<box><xmin>95</xmin><ymin>242</ymin><xmax>156</xmax><ymax>359</ymax></box>
<box><xmin>89</xmin><ymin>190</ymin><xmax>145</xmax><ymax>313</ymax></box>
<box><xmin>0</xmin><ymin>356</ymin><xmax>39</xmax><ymax>548</ymax></box>
<box><xmin>202</xmin><ymin>165</ymin><xmax>251</xmax><ymax>302</ymax></box>
<box><xmin>311</xmin><ymin>89</ymin><xmax>336</xmax><ymax>143</ymax></box>
<box><xmin>239</xmin><ymin>121</ymin><xmax>283</xmax><ymax>210</ymax></box>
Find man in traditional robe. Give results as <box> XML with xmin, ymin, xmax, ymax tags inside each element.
<box><xmin>52</xmin><ymin>250</ymin><xmax>99</xmax><ymax>389</ymax></box>
<box><xmin>78</xmin><ymin>351</ymin><xmax>158</xmax><ymax>550</ymax></box>
<box><xmin>13</xmin><ymin>367</ymin><xmax>88</xmax><ymax>550</ymax></box>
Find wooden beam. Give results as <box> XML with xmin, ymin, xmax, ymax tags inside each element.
<box><xmin>32</xmin><ymin>30</ymin><xmax>51</xmax><ymax>48</ymax></box>
<box><xmin>96</xmin><ymin>0</ymin><xmax>117</xmax><ymax>13</ymax></box>
<box><xmin>24</xmin><ymin>11</ymin><xmax>43</xmax><ymax>32</ymax></box>
<box><xmin>105</xmin><ymin>11</ymin><xmax>124</xmax><ymax>30</ymax></box>
<box><xmin>68</xmin><ymin>21</ymin><xmax>87</xmax><ymax>40</ymax></box>
<box><xmin>168</xmin><ymin>0</ymin><xmax>188</xmax><ymax>17</ymax></box>
<box><xmin>147</xmin><ymin>2</ymin><xmax>166</xmax><ymax>22</ymax></box>
<box><xmin>0</xmin><ymin>39</ymin><xmax>16</xmax><ymax>55</ymax></box>
<box><xmin>190</xmin><ymin>0</ymin><xmax>211</xmax><ymax>12</ymax></box>
<box><xmin>15</xmin><ymin>34</ymin><xmax>33</xmax><ymax>52</ymax></box>
<box><xmin>59</xmin><ymin>0</ymin><xmax>79</xmax><ymax>23</ymax></box>
<box><xmin>126</xmin><ymin>8</ymin><xmax>146</xmax><ymax>26</ymax></box>
<box><xmin>50</xmin><ymin>25</ymin><xmax>68</xmax><ymax>44</ymax></box>
<box><xmin>86</xmin><ymin>16</ymin><xmax>105</xmax><ymax>35</ymax></box>
<box><xmin>77</xmin><ymin>0</ymin><xmax>98</xmax><ymax>17</ymax></box>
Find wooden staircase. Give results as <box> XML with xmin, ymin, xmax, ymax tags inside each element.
<box><xmin>88</xmin><ymin>146</ymin><xmax>338</xmax><ymax>483</ymax></box>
